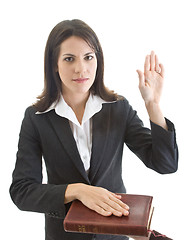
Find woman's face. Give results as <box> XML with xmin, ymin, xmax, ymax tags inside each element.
<box><xmin>57</xmin><ymin>36</ymin><xmax>97</xmax><ymax>98</ymax></box>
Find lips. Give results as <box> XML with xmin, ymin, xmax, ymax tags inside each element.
<box><xmin>72</xmin><ymin>78</ymin><xmax>89</xmax><ymax>83</ymax></box>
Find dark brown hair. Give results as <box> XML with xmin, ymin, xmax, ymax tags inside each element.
<box><xmin>34</xmin><ymin>19</ymin><xmax>120</xmax><ymax>112</ymax></box>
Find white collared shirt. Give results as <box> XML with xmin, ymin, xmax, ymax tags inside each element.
<box><xmin>36</xmin><ymin>94</ymin><xmax>112</xmax><ymax>173</ymax></box>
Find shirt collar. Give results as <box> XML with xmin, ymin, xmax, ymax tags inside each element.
<box><xmin>36</xmin><ymin>94</ymin><xmax>114</xmax><ymax>127</ymax></box>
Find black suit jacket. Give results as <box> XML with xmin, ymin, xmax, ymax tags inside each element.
<box><xmin>10</xmin><ymin>98</ymin><xmax>178</xmax><ymax>240</ymax></box>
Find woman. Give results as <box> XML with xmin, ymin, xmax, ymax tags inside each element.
<box><xmin>10</xmin><ymin>19</ymin><xmax>178</xmax><ymax>240</ymax></box>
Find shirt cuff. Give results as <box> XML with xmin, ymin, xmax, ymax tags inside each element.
<box><xmin>150</xmin><ymin>118</ymin><xmax>175</xmax><ymax>132</ymax></box>
<box><xmin>150</xmin><ymin>118</ymin><xmax>177</xmax><ymax>148</ymax></box>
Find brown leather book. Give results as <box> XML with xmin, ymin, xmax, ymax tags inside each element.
<box><xmin>64</xmin><ymin>194</ymin><xmax>154</xmax><ymax>237</ymax></box>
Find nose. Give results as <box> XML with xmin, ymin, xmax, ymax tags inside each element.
<box><xmin>74</xmin><ymin>60</ymin><xmax>86</xmax><ymax>75</ymax></box>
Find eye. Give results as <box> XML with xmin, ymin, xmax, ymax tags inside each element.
<box><xmin>85</xmin><ymin>55</ymin><xmax>94</xmax><ymax>61</ymax></box>
<box><xmin>64</xmin><ymin>57</ymin><xmax>74</xmax><ymax>62</ymax></box>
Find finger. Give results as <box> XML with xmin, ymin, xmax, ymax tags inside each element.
<box><xmin>111</xmin><ymin>194</ymin><xmax>130</xmax><ymax>210</ymax></box>
<box><xmin>150</xmin><ymin>51</ymin><xmax>155</xmax><ymax>71</ymax></box>
<box><xmin>109</xmin><ymin>192</ymin><xmax>130</xmax><ymax>210</ymax></box>
<box><xmin>107</xmin><ymin>196</ymin><xmax>130</xmax><ymax>216</ymax></box>
<box><xmin>155</xmin><ymin>54</ymin><xmax>161</xmax><ymax>73</ymax></box>
<box><xmin>101</xmin><ymin>200</ymin><xmax>129</xmax><ymax>217</ymax></box>
<box><xmin>111</xmin><ymin>193</ymin><xmax>122</xmax><ymax>199</ymax></box>
<box><xmin>94</xmin><ymin>205</ymin><xmax>112</xmax><ymax>217</ymax></box>
<box><xmin>94</xmin><ymin>198</ymin><xmax>122</xmax><ymax>217</ymax></box>
<box><xmin>159</xmin><ymin>63</ymin><xmax>165</xmax><ymax>78</ymax></box>
<box><xmin>109</xmin><ymin>194</ymin><xmax>130</xmax><ymax>210</ymax></box>
<box><xmin>144</xmin><ymin>55</ymin><xmax>150</xmax><ymax>73</ymax></box>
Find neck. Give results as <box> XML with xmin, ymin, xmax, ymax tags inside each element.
<box><xmin>63</xmin><ymin>91</ymin><xmax>90</xmax><ymax>109</ymax></box>
<box><xmin>62</xmin><ymin>91</ymin><xmax>90</xmax><ymax>124</ymax></box>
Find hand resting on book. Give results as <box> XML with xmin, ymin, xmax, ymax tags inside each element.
<box><xmin>64</xmin><ymin>183</ymin><xmax>130</xmax><ymax>217</ymax></box>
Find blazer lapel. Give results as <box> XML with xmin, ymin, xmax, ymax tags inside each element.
<box><xmin>47</xmin><ymin>110</ymin><xmax>90</xmax><ymax>183</ymax></box>
<box><xmin>89</xmin><ymin>105</ymin><xmax>111</xmax><ymax>183</ymax></box>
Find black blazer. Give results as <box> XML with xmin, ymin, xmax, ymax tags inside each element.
<box><xmin>10</xmin><ymin>98</ymin><xmax>178</xmax><ymax>240</ymax></box>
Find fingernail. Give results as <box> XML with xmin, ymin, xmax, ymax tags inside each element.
<box><xmin>118</xmin><ymin>212</ymin><xmax>123</xmax><ymax>216</ymax></box>
<box><xmin>124</xmin><ymin>210</ymin><xmax>129</xmax><ymax>216</ymax></box>
<box><xmin>126</xmin><ymin>205</ymin><xmax>130</xmax><ymax>210</ymax></box>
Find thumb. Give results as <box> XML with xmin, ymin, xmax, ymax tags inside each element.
<box><xmin>136</xmin><ymin>70</ymin><xmax>144</xmax><ymax>86</ymax></box>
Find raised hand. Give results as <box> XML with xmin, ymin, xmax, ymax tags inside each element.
<box><xmin>136</xmin><ymin>51</ymin><xmax>165</xmax><ymax>105</ymax></box>
<box><xmin>136</xmin><ymin>51</ymin><xmax>167</xmax><ymax>130</ymax></box>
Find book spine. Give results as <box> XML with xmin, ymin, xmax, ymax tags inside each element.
<box><xmin>64</xmin><ymin>222</ymin><xmax>148</xmax><ymax>236</ymax></box>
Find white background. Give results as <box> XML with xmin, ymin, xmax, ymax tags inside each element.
<box><xmin>1</xmin><ymin>0</ymin><xmax>185</xmax><ymax>239</ymax></box>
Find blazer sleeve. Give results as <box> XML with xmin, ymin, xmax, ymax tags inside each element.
<box><xmin>124</xmin><ymin>100</ymin><xmax>178</xmax><ymax>174</ymax></box>
<box><xmin>9</xmin><ymin>107</ymin><xmax>68</xmax><ymax>219</ymax></box>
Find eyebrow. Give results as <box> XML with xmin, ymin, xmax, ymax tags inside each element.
<box><xmin>62</xmin><ymin>52</ymin><xmax>94</xmax><ymax>57</ymax></box>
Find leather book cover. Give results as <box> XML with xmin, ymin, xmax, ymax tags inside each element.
<box><xmin>64</xmin><ymin>194</ymin><xmax>153</xmax><ymax>237</ymax></box>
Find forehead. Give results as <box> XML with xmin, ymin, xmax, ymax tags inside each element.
<box><xmin>59</xmin><ymin>36</ymin><xmax>94</xmax><ymax>54</ymax></box>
